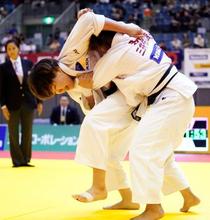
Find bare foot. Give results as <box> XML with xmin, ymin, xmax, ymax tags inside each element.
<box><xmin>103</xmin><ymin>201</ymin><xmax>140</xmax><ymax>210</ymax></box>
<box><xmin>72</xmin><ymin>187</ymin><xmax>107</xmax><ymax>203</ymax></box>
<box><xmin>180</xmin><ymin>194</ymin><xmax>200</xmax><ymax>212</ymax></box>
<box><xmin>130</xmin><ymin>204</ymin><xmax>164</xmax><ymax>220</ymax></box>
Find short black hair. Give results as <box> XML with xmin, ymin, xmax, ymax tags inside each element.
<box><xmin>89</xmin><ymin>31</ymin><xmax>115</xmax><ymax>52</ymax></box>
<box><xmin>28</xmin><ymin>59</ymin><xmax>59</xmax><ymax>100</ymax></box>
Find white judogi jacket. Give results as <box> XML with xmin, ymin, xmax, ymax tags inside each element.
<box><xmin>57</xmin><ymin>12</ymin><xmax>106</xmax><ymax>113</ymax></box>
<box><xmin>58</xmin><ymin>12</ymin><xmax>104</xmax><ymax>73</ymax></box>
<box><xmin>93</xmin><ymin>31</ymin><xmax>197</xmax><ymax>116</ymax></box>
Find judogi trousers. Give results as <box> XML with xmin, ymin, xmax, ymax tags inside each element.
<box><xmin>130</xmin><ymin>88</ymin><xmax>194</xmax><ymax>204</ymax></box>
<box><xmin>75</xmin><ymin>89</ymin><xmax>193</xmax><ymax>198</ymax></box>
<box><xmin>75</xmin><ymin>91</ymin><xmax>135</xmax><ymax>191</ymax></box>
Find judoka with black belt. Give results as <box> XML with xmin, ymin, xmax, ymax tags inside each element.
<box><xmin>73</xmin><ymin>11</ymin><xmax>200</xmax><ymax>220</ymax></box>
<box><xmin>28</xmin><ymin>9</ymin><xmax>200</xmax><ymax>219</ymax></box>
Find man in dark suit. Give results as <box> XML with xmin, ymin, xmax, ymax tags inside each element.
<box><xmin>0</xmin><ymin>39</ymin><xmax>43</xmax><ymax>167</ymax></box>
<box><xmin>50</xmin><ymin>96</ymin><xmax>80</xmax><ymax>125</ymax></box>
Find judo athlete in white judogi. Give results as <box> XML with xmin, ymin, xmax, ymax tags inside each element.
<box><xmin>69</xmin><ymin>11</ymin><xmax>200</xmax><ymax>219</ymax></box>
<box><xmin>28</xmin><ymin>8</ymin><xmax>143</xmax><ymax>210</ymax></box>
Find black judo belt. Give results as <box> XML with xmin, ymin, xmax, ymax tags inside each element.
<box><xmin>131</xmin><ymin>64</ymin><xmax>178</xmax><ymax>121</ymax></box>
<box><xmin>102</xmin><ymin>82</ymin><xmax>118</xmax><ymax>97</ymax></box>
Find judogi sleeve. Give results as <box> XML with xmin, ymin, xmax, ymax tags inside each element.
<box><xmin>58</xmin><ymin>12</ymin><xmax>105</xmax><ymax>66</ymax></box>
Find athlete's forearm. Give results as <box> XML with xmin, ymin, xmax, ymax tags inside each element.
<box><xmin>103</xmin><ymin>17</ymin><xmax>143</xmax><ymax>38</ymax></box>
<box><xmin>104</xmin><ymin>18</ymin><xmax>130</xmax><ymax>33</ymax></box>
<box><xmin>77</xmin><ymin>9</ymin><xmax>143</xmax><ymax>38</ymax></box>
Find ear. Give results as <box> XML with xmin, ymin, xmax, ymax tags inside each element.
<box><xmin>50</xmin><ymin>82</ymin><xmax>56</xmax><ymax>94</ymax></box>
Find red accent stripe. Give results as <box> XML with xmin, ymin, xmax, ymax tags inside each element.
<box><xmin>0</xmin><ymin>151</ymin><xmax>75</xmax><ymax>160</ymax></box>
<box><xmin>0</xmin><ymin>151</ymin><xmax>210</xmax><ymax>162</ymax></box>
<box><xmin>175</xmin><ymin>154</ymin><xmax>210</xmax><ymax>162</ymax></box>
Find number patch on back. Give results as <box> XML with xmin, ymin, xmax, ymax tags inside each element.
<box><xmin>150</xmin><ymin>44</ymin><xmax>164</xmax><ymax>64</ymax></box>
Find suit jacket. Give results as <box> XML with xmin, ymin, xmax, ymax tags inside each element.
<box><xmin>0</xmin><ymin>58</ymin><xmax>40</xmax><ymax>111</ymax></box>
<box><xmin>50</xmin><ymin>105</ymin><xmax>80</xmax><ymax>125</ymax></box>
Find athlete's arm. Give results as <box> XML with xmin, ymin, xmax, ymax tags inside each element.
<box><xmin>78</xmin><ymin>8</ymin><xmax>143</xmax><ymax>38</ymax></box>
<box><xmin>103</xmin><ymin>18</ymin><xmax>142</xmax><ymax>38</ymax></box>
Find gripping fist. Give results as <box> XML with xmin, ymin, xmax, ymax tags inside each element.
<box><xmin>125</xmin><ymin>23</ymin><xmax>144</xmax><ymax>39</ymax></box>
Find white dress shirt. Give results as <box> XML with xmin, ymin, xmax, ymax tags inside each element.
<box><xmin>11</xmin><ymin>56</ymin><xmax>24</xmax><ymax>84</ymax></box>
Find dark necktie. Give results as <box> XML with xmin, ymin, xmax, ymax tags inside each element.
<box><xmin>61</xmin><ymin>108</ymin><xmax>66</xmax><ymax>124</ymax></box>
<box><xmin>62</xmin><ymin>108</ymin><xmax>65</xmax><ymax>117</ymax></box>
